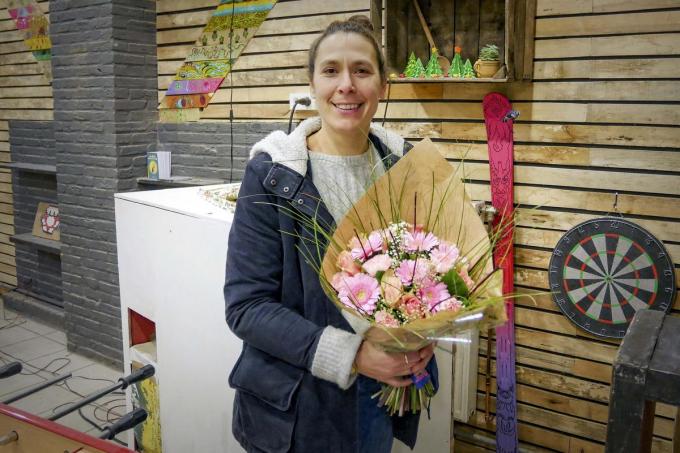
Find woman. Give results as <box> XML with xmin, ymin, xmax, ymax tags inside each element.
<box><xmin>225</xmin><ymin>16</ymin><xmax>436</xmax><ymax>453</ymax></box>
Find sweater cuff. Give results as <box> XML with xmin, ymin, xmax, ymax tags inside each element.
<box><xmin>311</xmin><ymin>326</ymin><xmax>362</xmax><ymax>390</ymax></box>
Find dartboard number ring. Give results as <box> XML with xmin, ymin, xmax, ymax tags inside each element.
<box><xmin>549</xmin><ymin>218</ymin><xmax>676</xmax><ymax>338</ymax></box>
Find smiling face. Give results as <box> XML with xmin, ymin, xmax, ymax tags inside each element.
<box><xmin>310</xmin><ymin>32</ymin><xmax>386</xmax><ymax>138</ymax></box>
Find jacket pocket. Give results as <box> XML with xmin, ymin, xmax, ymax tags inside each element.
<box><xmin>229</xmin><ymin>345</ymin><xmax>304</xmax><ymax>452</ymax></box>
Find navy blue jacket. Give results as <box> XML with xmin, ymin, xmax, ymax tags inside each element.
<box><xmin>224</xmin><ymin>129</ymin><xmax>436</xmax><ymax>453</ymax></box>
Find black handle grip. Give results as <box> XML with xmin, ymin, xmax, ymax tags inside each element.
<box><xmin>100</xmin><ymin>408</ymin><xmax>147</xmax><ymax>440</ymax></box>
<box><xmin>0</xmin><ymin>362</ymin><xmax>22</xmax><ymax>379</ymax></box>
<box><xmin>118</xmin><ymin>364</ymin><xmax>155</xmax><ymax>389</ymax></box>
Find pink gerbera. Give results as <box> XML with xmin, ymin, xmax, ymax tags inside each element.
<box><xmin>431</xmin><ymin>296</ymin><xmax>463</xmax><ymax>314</ymax></box>
<box><xmin>395</xmin><ymin>259</ymin><xmax>432</xmax><ymax>286</ymax></box>
<box><xmin>417</xmin><ymin>281</ymin><xmax>451</xmax><ymax>309</ymax></box>
<box><xmin>403</xmin><ymin>230</ymin><xmax>439</xmax><ymax>252</ymax></box>
<box><xmin>337</xmin><ymin>273</ymin><xmax>381</xmax><ymax>315</ymax></box>
<box><xmin>430</xmin><ymin>241</ymin><xmax>460</xmax><ymax>273</ymax></box>
<box><xmin>349</xmin><ymin>231</ymin><xmax>383</xmax><ymax>261</ymax></box>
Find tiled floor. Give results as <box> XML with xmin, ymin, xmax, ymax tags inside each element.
<box><xmin>0</xmin><ymin>305</ymin><xmax>130</xmax><ymax>447</ymax></box>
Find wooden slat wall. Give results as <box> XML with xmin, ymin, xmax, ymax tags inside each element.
<box><xmin>0</xmin><ymin>0</ymin><xmax>52</xmax><ymax>287</ymax></box>
<box><xmin>158</xmin><ymin>0</ymin><xmax>680</xmax><ymax>451</ymax></box>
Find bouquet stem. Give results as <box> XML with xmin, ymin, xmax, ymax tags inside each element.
<box><xmin>372</xmin><ymin>372</ymin><xmax>435</xmax><ymax>416</ymax></box>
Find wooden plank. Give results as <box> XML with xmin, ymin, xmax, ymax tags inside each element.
<box><xmin>511</xmin><ymin>208</ymin><xmax>680</xmax><ymax>243</ymax></box>
<box><xmin>429</xmin><ymin>0</ymin><xmax>455</xmax><ymax>59</ymax></box>
<box><xmin>0</xmin><ymin>271</ymin><xmax>17</xmax><ymax>287</ymax></box>
<box><xmin>0</xmin><ymin>86</ymin><xmax>52</xmax><ymax>97</ymax></box>
<box><xmin>0</xmin><ymin>74</ymin><xmax>50</xmax><ymax>86</ymax></box>
<box><xmin>384</xmin><ymin>0</ymin><xmax>409</xmax><ymax>76</ymax></box>
<box><xmin>477</xmin><ymin>393</ymin><xmax>607</xmax><ymax>441</ymax></box>
<box><xmin>479</xmin><ymin>0</ymin><xmax>505</xmax><ymax>65</ymax></box>
<box><xmin>0</xmin><ymin>109</ymin><xmax>52</xmax><ymax>120</ymax></box>
<box><xmin>463</xmin><ymin>410</ymin><xmax>606</xmax><ymax>453</ymax></box>
<box><xmin>510</xmin><ymin>81</ymin><xmax>680</xmax><ymax>102</ymax></box>
<box><xmin>523</xmin><ymin>0</ymin><xmax>537</xmax><ymax>80</ymax></box>
<box><xmin>454</xmin><ymin>0</ymin><xmax>481</xmax><ymax>62</ymax></box>
<box><xmin>535</xmin><ymin>33</ymin><xmax>680</xmax><ymax>59</ymax></box>
<box><xmin>537</xmin><ymin>0</ymin><xmax>680</xmax><ymax>16</ymax></box>
<box><xmin>267</xmin><ymin>0</ymin><xmax>368</xmax><ymax>19</ymax></box>
<box><xmin>257</xmin><ymin>11</ymin><xmax>359</xmax><ymax>36</ymax></box>
<box><xmin>536</xmin><ymin>10</ymin><xmax>680</xmax><ymax>37</ymax></box>
<box><xmin>440</xmin><ymin>142</ymin><xmax>680</xmax><ymax>173</ymax></box>
<box><xmin>0</xmin><ymin>97</ymin><xmax>52</xmax><ymax>109</ymax></box>
<box><xmin>0</xmin><ymin>241</ymin><xmax>15</xmax><ymax>257</ymax></box>
<box><xmin>0</xmin><ymin>63</ymin><xmax>42</xmax><ymax>76</ymax></box>
<box><xmin>0</xmin><ymin>52</ymin><xmax>35</xmax><ymax>65</ymax></box>
<box><xmin>439</xmin><ymin>122</ymin><xmax>680</xmax><ymax>149</ymax></box>
<box><xmin>459</xmin><ymin>161</ymin><xmax>680</xmax><ymax>196</ymax></box>
<box><xmin>534</xmin><ymin>58</ymin><xmax>680</xmax><ymax>80</ymax></box>
<box><xmin>481</xmin><ymin>334</ymin><xmax>614</xmax><ymax>384</ymax></box>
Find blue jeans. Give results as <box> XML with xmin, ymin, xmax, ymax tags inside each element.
<box><xmin>357</xmin><ymin>376</ymin><xmax>393</xmax><ymax>453</ymax></box>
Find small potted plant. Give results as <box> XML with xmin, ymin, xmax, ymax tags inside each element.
<box><xmin>474</xmin><ymin>44</ymin><xmax>501</xmax><ymax>78</ymax></box>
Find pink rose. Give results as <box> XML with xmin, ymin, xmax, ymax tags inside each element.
<box><xmin>362</xmin><ymin>254</ymin><xmax>392</xmax><ymax>276</ymax></box>
<box><xmin>374</xmin><ymin>310</ymin><xmax>400</xmax><ymax>328</ymax></box>
<box><xmin>400</xmin><ymin>294</ymin><xmax>425</xmax><ymax>318</ymax></box>
<box><xmin>431</xmin><ymin>297</ymin><xmax>462</xmax><ymax>314</ymax></box>
<box><xmin>331</xmin><ymin>271</ymin><xmax>350</xmax><ymax>292</ymax></box>
<box><xmin>336</xmin><ymin>251</ymin><xmax>361</xmax><ymax>275</ymax></box>
<box><xmin>381</xmin><ymin>273</ymin><xmax>403</xmax><ymax>306</ymax></box>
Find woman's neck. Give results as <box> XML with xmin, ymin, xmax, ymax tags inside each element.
<box><xmin>307</xmin><ymin>124</ymin><xmax>369</xmax><ymax>156</ymax></box>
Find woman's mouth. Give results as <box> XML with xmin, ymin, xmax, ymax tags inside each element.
<box><xmin>332</xmin><ymin>102</ymin><xmax>363</xmax><ymax>113</ymax></box>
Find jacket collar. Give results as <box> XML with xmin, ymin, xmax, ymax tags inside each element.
<box><xmin>249</xmin><ymin>116</ymin><xmax>406</xmax><ymax>177</ymax></box>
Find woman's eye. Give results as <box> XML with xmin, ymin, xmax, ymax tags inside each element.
<box><xmin>355</xmin><ymin>68</ymin><xmax>371</xmax><ymax>75</ymax></box>
<box><xmin>322</xmin><ymin>67</ymin><xmax>337</xmax><ymax>74</ymax></box>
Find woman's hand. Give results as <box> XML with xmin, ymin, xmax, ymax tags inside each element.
<box><xmin>354</xmin><ymin>342</ymin><xmax>435</xmax><ymax>387</ymax></box>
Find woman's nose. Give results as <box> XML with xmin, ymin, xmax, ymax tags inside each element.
<box><xmin>337</xmin><ymin>70</ymin><xmax>355</xmax><ymax>93</ymax></box>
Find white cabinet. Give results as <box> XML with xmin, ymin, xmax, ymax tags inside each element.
<box><xmin>114</xmin><ymin>186</ymin><xmax>244</xmax><ymax>453</ymax></box>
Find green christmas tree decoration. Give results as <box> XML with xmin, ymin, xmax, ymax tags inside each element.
<box><xmin>463</xmin><ymin>58</ymin><xmax>476</xmax><ymax>78</ymax></box>
<box><xmin>448</xmin><ymin>46</ymin><xmax>463</xmax><ymax>78</ymax></box>
<box><xmin>403</xmin><ymin>52</ymin><xmax>419</xmax><ymax>78</ymax></box>
<box><xmin>425</xmin><ymin>47</ymin><xmax>443</xmax><ymax>78</ymax></box>
<box><xmin>414</xmin><ymin>57</ymin><xmax>426</xmax><ymax>78</ymax></box>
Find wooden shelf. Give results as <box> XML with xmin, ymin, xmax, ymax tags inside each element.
<box><xmin>137</xmin><ymin>177</ymin><xmax>226</xmax><ymax>188</ymax></box>
<box><xmin>390</xmin><ymin>77</ymin><xmax>508</xmax><ymax>83</ymax></box>
<box><xmin>10</xmin><ymin>233</ymin><xmax>61</xmax><ymax>254</ymax></box>
<box><xmin>0</xmin><ymin>162</ymin><xmax>57</xmax><ymax>174</ymax></box>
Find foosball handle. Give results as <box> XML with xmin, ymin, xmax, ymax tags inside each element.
<box><xmin>118</xmin><ymin>364</ymin><xmax>155</xmax><ymax>389</ymax></box>
<box><xmin>100</xmin><ymin>408</ymin><xmax>148</xmax><ymax>440</ymax></box>
<box><xmin>0</xmin><ymin>362</ymin><xmax>21</xmax><ymax>379</ymax></box>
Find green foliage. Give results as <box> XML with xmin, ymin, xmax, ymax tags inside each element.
<box><xmin>424</xmin><ymin>48</ymin><xmax>443</xmax><ymax>77</ymax></box>
<box><xmin>448</xmin><ymin>52</ymin><xmax>463</xmax><ymax>78</ymax></box>
<box><xmin>463</xmin><ymin>59</ymin><xmax>476</xmax><ymax>78</ymax></box>
<box><xmin>413</xmin><ymin>57</ymin><xmax>426</xmax><ymax>78</ymax></box>
<box><xmin>441</xmin><ymin>268</ymin><xmax>470</xmax><ymax>300</ymax></box>
<box><xmin>403</xmin><ymin>52</ymin><xmax>419</xmax><ymax>77</ymax></box>
<box><xmin>479</xmin><ymin>44</ymin><xmax>500</xmax><ymax>61</ymax></box>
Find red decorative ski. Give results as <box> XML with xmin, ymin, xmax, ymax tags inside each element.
<box><xmin>483</xmin><ymin>92</ymin><xmax>518</xmax><ymax>453</ymax></box>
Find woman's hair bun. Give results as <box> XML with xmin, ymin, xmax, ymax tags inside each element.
<box><xmin>346</xmin><ymin>15</ymin><xmax>374</xmax><ymax>33</ymax></box>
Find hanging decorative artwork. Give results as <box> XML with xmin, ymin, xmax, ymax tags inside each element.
<box><xmin>548</xmin><ymin>218</ymin><xmax>676</xmax><ymax>338</ymax></box>
<box><xmin>159</xmin><ymin>0</ymin><xmax>278</xmax><ymax>122</ymax></box>
<box><xmin>7</xmin><ymin>0</ymin><xmax>52</xmax><ymax>82</ymax></box>
<box><xmin>32</xmin><ymin>202</ymin><xmax>60</xmax><ymax>241</ymax></box>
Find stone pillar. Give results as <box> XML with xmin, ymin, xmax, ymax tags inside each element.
<box><xmin>50</xmin><ymin>0</ymin><xmax>157</xmax><ymax>366</ymax></box>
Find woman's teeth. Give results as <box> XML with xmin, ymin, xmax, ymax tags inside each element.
<box><xmin>334</xmin><ymin>103</ymin><xmax>360</xmax><ymax>110</ymax></box>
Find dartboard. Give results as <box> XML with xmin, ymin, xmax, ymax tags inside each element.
<box><xmin>549</xmin><ymin>218</ymin><xmax>676</xmax><ymax>338</ymax></box>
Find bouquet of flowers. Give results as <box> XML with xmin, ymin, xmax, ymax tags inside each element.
<box><xmin>285</xmin><ymin>138</ymin><xmax>507</xmax><ymax>416</ymax></box>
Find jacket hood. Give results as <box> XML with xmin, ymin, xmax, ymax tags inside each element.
<box><xmin>249</xmin><ymin>117</ymin><xmax>406</xmax><ymax>177</ymax></box>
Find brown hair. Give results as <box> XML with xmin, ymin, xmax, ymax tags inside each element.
<box><xmin>308</xmin><ymin>15</ymin><xmax>386</xmax><ymax>82</ymax></box>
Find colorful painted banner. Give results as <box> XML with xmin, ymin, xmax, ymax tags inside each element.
<box><xmin>186</xmin><ymin>45</ymin><xmax>233</xmax><ymax>62</ymax></box>
<box><xmin>159</xmin><ymin>0</ymin><xmax>277</xmax><ymax>122</ymax></box>
<box><xmin>175</xmin><ymin>60</ymin><xmax>231</xmax><ymax>80</ymax></box>
<box><xmin>159</xmin><ymin>108</ymin><xmax>202</xmax><ymax>123</ymax></box>
<box><xmin>163</xmin><ymin>94</ymin><xmax>212</xmax><ymax>109</ymax></box>
<box><xmin>7</xmin><ymin>0</ymin><xmax>52</xmax><ymax>82</ymax></box>
<box><xmin>166</xmin><ymin>78</ymin><xmax>225</xmax><ymax>95</ymax></box>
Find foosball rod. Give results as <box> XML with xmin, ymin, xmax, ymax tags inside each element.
<box><xmin>2</xmin><ymin>373</ymin><xmax>72</xmax><ymax>404</ymax></box>
<box><xmin>48</xmin><ymin>365</ymin><xmax>154</xmax><ymax>421</ymax></box>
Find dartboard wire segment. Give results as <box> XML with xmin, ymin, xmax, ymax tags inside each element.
<box><xmin>549</xmin><ymin>218</ymin><xmax>675</xmax><ymax>339</ymax></box>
